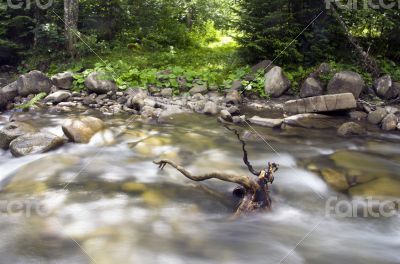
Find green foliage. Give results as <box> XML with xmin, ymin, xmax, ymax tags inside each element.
<box><xmin>285</xmin><ymin>66</ymin><xmax>314</xmax><ymax>94</ymax></box>
<box><xmin>242</xmin><ymin>70</ymin><xmax>268</xmax><ymax>98</ymax></box>
<box><xmin>15</xmin><ymin>92</ymin><xmax>47</xmax><ymax>110</ymax></box>
<box><xmin>378</xmin><ymin>59</ymin><xmax>400</xmax><ymax>81</ymax></box>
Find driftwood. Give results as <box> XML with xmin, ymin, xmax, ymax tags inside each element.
<box><xmin>154</xmin><ymin>127</ymin><xmax>279</xmax><ymax>217</ymax></box>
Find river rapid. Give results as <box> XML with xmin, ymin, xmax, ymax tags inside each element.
<box><xmin>0</xmin><ymin>109</ymin><xmax>399</xmax><ymax>264</ymax></box>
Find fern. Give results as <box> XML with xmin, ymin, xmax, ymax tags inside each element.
<box><xmin>16</xmin><ymin>92</ymin><xmax>47</xmax><ymax>110</ymax></box>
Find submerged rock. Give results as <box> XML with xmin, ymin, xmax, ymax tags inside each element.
<box><xmin>248</xmin><ymin>116</ymin><xmax>283</xmax><ymax>128</ymax></box>
<box><xmin>321</xmin><ymin>168</ymin><xmax>349</xmax><ymax>192</ymax></box>
<box><xmin>17</xmin><ymin>70</ymin><xmax>52</xmax><ymax>96</ymax></box>
<box><xmin>349</xmin><ymin>177</ymin><xmax>400</xmax><ymax>198</ymax></box>
<box><xmin>327</xmin><ymin>71</ymin><xmax>364</xmax><ymax>99</ymax></box>
<box><xmin>62</xmin><ymin>116</ymin><xmax>105</xmax><ymax>143</ymax></box>
<box><xmin>337</xmin><ymin>122</ymin><xmax>366</xmax><ymax>137</ymax></box>
<box><xmin>85</xmin><ymin>72</ymin><xmax>117</xmax><ymax>94</ymax></box>
<box><xmin>284</xmin><ymin>93</ymin><xmax>357</xmax><ymax>114</ymax></box>
<box><xmin>264</xmin><ymin>66</ymin><xmax>291</xmax><ymax>97</ymax></box>
<box><xmin>51</xmin><ymin>72</ymin><xmax>74</xmax><ymax>90</ymax></box>
<box><xmin>0</xmin><ymin>122</ymin><xmax>38</xmax><ymax>149</ymax></box>
<box><xmin>9</xmin><ymin>132</ymin><xmax>64</xmax><ymax>157</ymax></box>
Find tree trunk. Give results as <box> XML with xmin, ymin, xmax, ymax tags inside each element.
<box><xmin>324</xmin><ymin>0</ymin><xmax>380</xmax><ymax>77</ymax></box>
<box><xmin>64</xmin><ymin>0</ymin><xmax>79</xmax><ymax>58</ymax></box>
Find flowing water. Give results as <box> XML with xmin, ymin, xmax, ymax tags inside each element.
<box><xmin>0</xmin><ymin>110</ymin><xmax>399</xmax><ymax>264</ymax></box>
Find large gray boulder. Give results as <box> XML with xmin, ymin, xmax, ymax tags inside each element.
<box><xmin>17</xmin><ymin>70</ymin><xmax>52</xmax><ymax>96</ymax></box>
<box><xmin>264</xmin><ymin>66</ymin><xmax>291</xmax><ymax>97</ymax></box>
<box><xmin>284</xmin><ymin>93</ymin><xmax>357</xmax><ymax>114</ymax></box>
<box><xmin>327</xmin><ymin>71</ymin><xmax>364</xmax><ymax>99</ymax></box>
<box><xmin>373</xmin><ymin>75</ymin><xmax>399</xmax><ymax>100</ymax></box>
<box><xmin>300</xmin><ymin>77</ymin><xmax>323</xmax><ymax>98</ymax></box>
<box><xmin>51</xmin><ymin>72</ymin><xmax>74</xmax><ymax>90</ymax></box>
<box><xmin>85</xmin><ymin>72</ymin><xmax>117</xmax><ymax>94</ymax></box>
<box><xmin>0</xmin><ymin>121</ymin><xmax>38</xmax><ymax>149</ymax></box>
<box><xmin>62</xmin><ymin>116</ymin><xmax>105</xmax><ymax>143</ymax></box>
<box><xmin>0</xmin><ymin>81</ymin><xmax>18</xmax><ymax>109</ymax></box>
<box><xmin>9</xmin><ymin>132</ymin><xmax>64</xmax><ymax>157</ymax></box>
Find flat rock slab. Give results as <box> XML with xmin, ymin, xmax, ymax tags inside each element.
<box><xmin>248</xmin><ymin>116</ymin><xmax>283</xmax><ymax>128</ymax></box>
<box><xmin>284</xmin><ymin>93</ymin><xmax>357</xmax><ymax>114</ymax></box>
<box><xmin>283</xmin><ymin>113</ymin><xmax>339</xmax><ymax>129</ymax></box>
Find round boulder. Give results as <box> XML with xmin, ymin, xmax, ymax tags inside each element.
<box><xmin>300</xmin><ymin>77</ymin><xmax>323</xmax><ymax>98</ymax></box>
<box><xmin>85</xmin><ymin>72</ymin><xmax>117</xmax><ymax>94</ymax></box>
<box><xmin>381</xmin><ymin>113</ymin><xmax>398</xmax><ymax>131</ymax></box>
<box><xmin>264</xmin><ymin>66</ymin><xmax>291</xmax><ymax>98</ymax></box>
<box><xmin>17</xmin><ymin>70</ymin><xmax>52</xmax><ymax>96</ymax></box>
<box><xmin>367</xmin><ymin>108</ymin><xmax>387</xmax><ymax>125</ymax></box>
<box><xmin>51</xmin><ymin>72</ymin><xmax>74</xmax><ymax>90</ymax></box>
<box><xmin>327</xmin><ymin>71</ymin><xmax>364</xmax><ymax>99</ymax></box>
<box><xmin>62</xmin><ymin>116</ymin><xmax>105</xmax><ymax>143</ymax></box>
<box><xmin>0</xmin><ymin>121</ymin><xmax>38</xmax><ymax>149</ymax></box>
<box><xmin>9</xmin><ymin>132</ymin><xmax>64</xmax><ymax>157</ymax></box>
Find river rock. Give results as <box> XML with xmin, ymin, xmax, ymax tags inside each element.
<box><xmin>327</xmin><ymin>71</ymin><xmax>364</xmax><ymax>99</ymax></box>
<box><xmin>284</xmin><ymin>93</ymin><xmax>357</xmax><ymax>114</ymax></box>
<box><xmin>300</xmin><ymin>77</ymin><xmax>323</xmax><ymax>98</ymax></box>
<box><xmin>374</xmin><ymin>75</ymin><xmax>399</xmax><ymax>100</ymax></box>
<box><xmin>89</xmin><ymin>129</ymin><xmax>118</xmax><ymax>146</ymax></box>
<box><xmin>44</xmin><ymin>91</ymin><xmax>71</xmax><ymax>104</ymax></box>
<box><xmin>85</xmin><ymin>72</ymin><xmax>117</xmax><ymax>94</ymax></box>
<box><xmin>337</xmin><ymin>122</ymin><xmax>366</xmax><ymax>137</ymax></box>
<box><xmin>203</xmin><ymin>101</ymin><xmax>218</xmax><ymax>115</ymax></box>
<box><xmin>321</xmin><ymin>168</ymin><xmax>349</xmax><ymax>192</ymax></box>
<box><xmin>348</xmin><ymin>111</ymin><xmax>368</xmax><ymax>120</ymax></box>
<box><xmin>189</xmin><ymin>84</ymin><xmax>208</xmax><ymax>95</ymax></box>
<box><xmin>160</xmin><ymin>88</ymin><xmax>173</xmax><ymax>97</ymax></box>
<box><xmin>381</xmin><ymin>113</ymin><xmax>398</xmax><ymax>131</ymax></box>
<box><xmin>283</xmin><ymin>113</ymin><xmax>338</xmax><ymax>129</ymax></box>
<box><xmin>0</xmin><ymin>122</ymin><xmax>38</xmax><ymax>149</ymax></box>
<box><xmin>225</xmin><ymin>90</ymin><xmax>242</xmax><ymax>105</ymax></box>
<box><xmin>126</xmin><ymin>96</ymin><xmax>145</xmax><ymax>111</ymax></box>
<box><xmin>367</xmin><ymin>108</ymin><xmax>387</xmax><ymax>125</ymax></box>
<box><xmin>158</xmin><ymin>106</ymin><xmax>186</xmax><ymax>123</ymax></box>
<box><xmin>0</xmin><ymin>81</ymin><xmax>18</xmax><ymax>109</ymax></box>
<box><xmin>248</xmin><ymin>116</ymin><xmax>283</xmax><ymax>128</ymax></box>
<box><xmin>17</xmin><ymin>70</ymin><xmax>52</xmax><ymax>96</ymax></box>
<box><xmin>264</xmin><ymin>66</ymin><xmax>291</xmax><ymax>97</ymax></box>
<box><xmin>51</xmin><ymin>72</ymin><xmax>74</xmax><ymax>90</ymax></box>
<box><xmin>62</xmin><ymin>116</ymin><xmax>105</xmax><ymax>143</ymax></box>
<box><xmin>220</xmin><ymin>109</ymin><xmax>232</xmax><ymax>122</ymax></box>
<box><xmin>9</xmin><ymin>132</ymin><xmax>64</xmax><ymax>157</ymax></box>
<box><xmin>349</xmin><ymin>177</ymin><xmax>400</xmax><ymax>198</ymax></box>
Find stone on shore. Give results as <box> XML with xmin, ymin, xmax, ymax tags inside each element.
<box><xmin>62</xmin><ymin>116</ymin><xmax>105</xmax><ymax>143</ymax></box>
<box><xmin>225</xmin><ymin>90</ymin><xmax>242</xmax><ymax>105</ymax></box>
<box><xmin>381</xmin><ymin>113</ymin><xmax>398</xmax><ymax>131</ymax></box>
<box><xmin>248</xmin><ymin>116</ymin><xmax>283</xmax><ymax>128</ymax></box>
<box><xmin>327</xmin><ymin>71</ymin><xmax>364</xmax><ymax>99</ymax></box>
<box><xmin>17</xmin><ymin>70</ymin><xmax>52</xmax><ymax>96</ymax></box>
<box><xmin>9</xmin><ymin>132</ymin><xmax>64</xmax><ymax>157</ymax></box>
<box><xmin>374</xmin><ymin>75</ymin><xmax>399</xmax><ymax>100</ymax></box>
<box><xmin>284</xmin><ymin>93</ymin><xmax>357</xmax><ymax>114</ymax></box>
<box><xmin>44</xmin><ymin>91</ymin><xmax>71</xmax><ymax>104</ymax></box>
<box><xmin>367</xmin><ymin>108</ymin><xmax>387</xmax><ymax>125</ymax></box>
<box><xmin>85</xmin><ymin>72</ymin><xmax>117</xmax><ymax>94</ymax></box>
<box><xmin>51</xmin><ymin>72</ymin><xmax>74</xmax><ymax>90</ymax></box>
<box><xmin>189</xmin><ymin>84</ymin><xmax>208</xmax><ymax>95</ymax></box>
<box><xmin>264</xmin><ymin>66</ymin><xmax>291</xmax><ymax>97</ymax></box>
<box><xmin>0</xmin><ymin>122</ymin><xmax>38</xmax><ymax>149</ymax></box>
<box><xmin>300</xmin><ymin>77</ymin><xmax>323</xmax><ymax>98</ymax></box>
<box><xmin>220</xmin><ymin>109</ymin><xmax>232</xmax><ymax>122</ymax></box>
<box><xmin>203</xmin><ymin>101</ymin><xmax>218</xmax><ymax>115</ymax></box>
<box><xmin>337</xmin><ymin>122</ymin><xmax>366</xmax><ymax>137</ymax></box>
<box><xmin>283</xmin><ymin>113</ymin><xmax>338</xmax><ymax>129</ymax></box>
<box><xmin>0</xmin><ymin>81</ymin><xmax>18</xmax><ymax>109</ymax></box>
